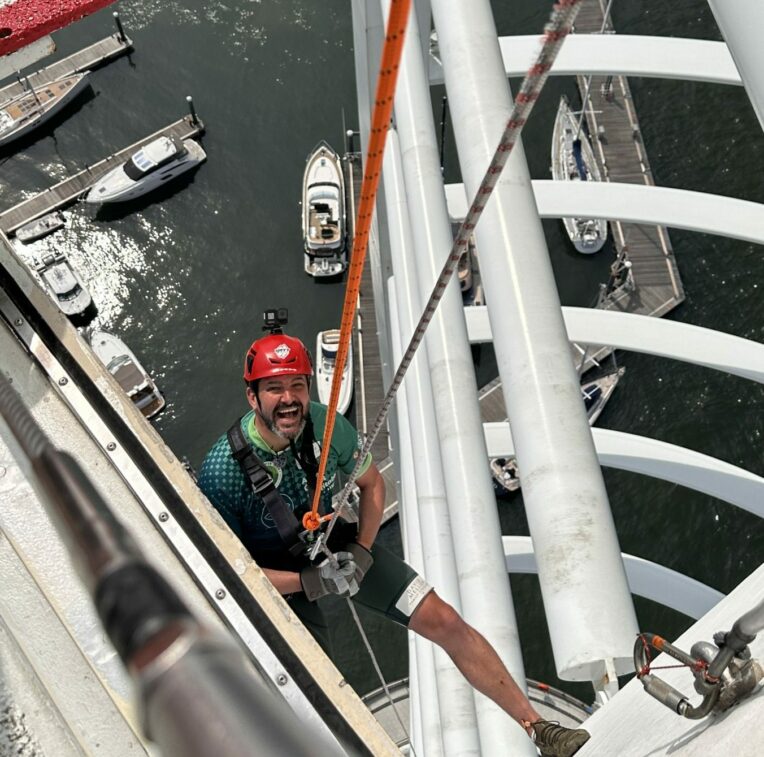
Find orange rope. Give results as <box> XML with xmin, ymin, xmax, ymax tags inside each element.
<box><xmin>303</xmin><ymin>0</ymin><xmax>412</xmax><ymax>532</ymax></box>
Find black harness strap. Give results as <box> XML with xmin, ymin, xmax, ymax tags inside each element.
<box><xmin>227</xmin><ymin>418</ymin><xmax>304</xmax><ymax>557</ymax></box>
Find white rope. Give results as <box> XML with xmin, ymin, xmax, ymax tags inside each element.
<box><xmin>346</xmin><ymin>598</ymin><xmax>416</xmax><ymax>755</ymax></box>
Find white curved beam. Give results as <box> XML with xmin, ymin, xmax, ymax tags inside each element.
<box><xmin>445</xmin><ymin>181</ymin><xmax>764</xmax><ymax>247</ymax></box>
<box><xmin>503</xmin><ymin>536</ymin><xmax>724</xmax><ymax>620</ymax></box>
<box><xmin>484</xmin><ymin>423</ymin><xmax>764</xmax><ymax>519</ymax></box>
<box><xmin>429</xmin><ymin>35</ymin><xmax>740</xmax><ymax>87</ymax></box>
<box><xmin>464</xmin><ymin>306</ymin><xmax>764</xmax><ymax>385</ymax></box>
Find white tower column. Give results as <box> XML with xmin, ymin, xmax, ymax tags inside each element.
<box><xmin>384</xmin><ymin>133</ymin><xmax>479</xmax><ymax>755</ymax></box>
<box><xmin>707</xmin><ymin>0</ymin><xmax>764</xmax><ymax>130</ymax></box>
<box><xmin>430</xmin><ymin>0</ymin><xmax>639</xmax><ymax>682</ymax></box>
<box><xmin>382</xmin><ymin>2</ymin><xmax>533</xmax><ymax>753</ymax></box>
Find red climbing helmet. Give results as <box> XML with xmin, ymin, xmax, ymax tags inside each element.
<box><xmin>243</xmin><ymin>333</ymin><xmax>313</xmax><ymax>382</ymax></box>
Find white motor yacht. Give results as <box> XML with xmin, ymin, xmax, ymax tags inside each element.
<box><xmin>84</xmin><ymin>136</ymin><xmax>206</xmax><ymax>204</ymax></box>
<box><xmin>34</xmin><ymin>251</ymin><xmax>92</xmax><ymax>318</ymax></box>
<box><xmin>302</xmin><ymin>141</ymin><xmax>347</xmax><ymax>277</ymax></box>
<box><xmin>551</xmin><ymin>96</ymin><xmax>608</xmax><ymax>254</ymax></box>
<box><xmin>90</xmin><ymin>330</ymin><xmax>166</xmax><ymax>419</ymax></box>
<box><xmin>315</xmin><ymin>329</ymin><xmax>353</xmax><ymax>415</ymax></box>
<box><xmin>0</xmin><ymin>73</ymin><xmax>90</xmax><ymax>148</ymax></box>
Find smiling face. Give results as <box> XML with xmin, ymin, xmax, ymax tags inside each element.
<box><xmin>248</xmin><ymin>374</ymin><xmax>310</xmax><ymax>444</ymax></box>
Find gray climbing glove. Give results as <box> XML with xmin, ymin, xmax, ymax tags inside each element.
<box><xmin>345</xmin><ymin>542</ymin><xmax>374</xmax><ymax>587</ymax></box>
<box><xmin>300</xmin><ymin>551</ymin><xmax>359</xmax><ymax>601</ymax></box>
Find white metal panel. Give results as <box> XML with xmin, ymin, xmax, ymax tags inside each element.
<box><xmin>464</xmin><ymin>305</ymin><xmax>764</xmax><ymax>384</ymax></box>
<box><xmin>502</xmin><ymin>536</ymin><xmax>724</xmax><ymax>620</ymax></box>
<box><xmin>483</xmin><ymin>422</ymin><xmax>764</xmax><ymax>518</ymax></box>
<box><xmin>445</xmin><ymin>181</ymin><xmax>764</xmax><ymax>246</ymax></box>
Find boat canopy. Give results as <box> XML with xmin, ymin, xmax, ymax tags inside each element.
<box><xmin>124</xmin><ymin>137</ymin><xmax>183</xmax><ymax>180</ymax></box>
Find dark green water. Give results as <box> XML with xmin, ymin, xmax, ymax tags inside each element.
<box><xmin>1</xmin><ymin>0</ymin><xmax>761</xmax><ymax>704</ymax></box>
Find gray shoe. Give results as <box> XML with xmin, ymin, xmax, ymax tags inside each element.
<box><xmin>532</xmin><ymin>720</ymin><xmax>590</xmax><ymax>757</ymax></box>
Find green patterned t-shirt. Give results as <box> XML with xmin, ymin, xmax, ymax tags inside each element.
<box><xmin>198</xmin><ymin>402</ymin><xmax>370</xmax><ymax>566</ymax></box>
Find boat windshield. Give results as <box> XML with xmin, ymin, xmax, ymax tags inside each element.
<box><xmin>123</xmin><ymin>142</ymin><xmax>184</xmax><ymax>181</ymax></box>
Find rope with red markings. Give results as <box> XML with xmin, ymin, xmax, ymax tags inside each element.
<box><xmin>303</xmin><ymin>0</ymin><xmax>413</xmax><ymax>531</ymax></box>
<box><xmin>332</xmin><ymin>0</ymin><xmax>585</xmax><ymax>516</ymax></box>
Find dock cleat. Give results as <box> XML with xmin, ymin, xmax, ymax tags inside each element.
<box><xmin>532</xmin><ymin>720</ymin><xmax>590</xmax><ymax>757</ymax></box>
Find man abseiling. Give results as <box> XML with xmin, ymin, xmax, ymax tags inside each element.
<box><xmin>198</xmin><ymin>328</ymin><xmax>590</xmax><ymax>756</ymax></box>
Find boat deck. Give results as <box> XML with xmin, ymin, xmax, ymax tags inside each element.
<box><xmin>0</xmin><ymin>115</ymin><xmax>205</xmax><ymax>234</ymax></box>
<box><xmin>0</xmin><ymin>30</ymin><xmax>132</xmax><ymax>105</ymax></box>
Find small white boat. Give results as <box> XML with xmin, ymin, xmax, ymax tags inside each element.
<box><xmin>302</xmin><ymin>141</ymin><xmax>347</xmax><ymax>277</ymax></box>
<box><xmin>490</xmin><ymin>367</ymin><xmax>625</xmax><ymax>495</ymax></box>
<box><xmin>90</xmin><ymin>330</ymin><xmax>166</xmax><ymax>419</ymax></box>
<box><xmin>315</xmin><ymin>329</ymin><xmax>353</xmax><ymax>415</ymax></box>
<box><xmin>551</xmin><ymin>96</ymin><xmax>608</xmax><ymax>254</ymax></box>
<box><xmin>84</xmin><ymin>136</ymin><xmax>206</xmax><ymax>204</ymax></box>
<box><xmin>34</xmin><ymin>251</ymin><xmax>92</xmax><ymax>318</ymax></box>
<box><xmin>0</xmin><ymin>73</ymin><xmax>90</xmax><ymax>148</ymax></box>
<box><xmin>15</xmin><ymin>210</ymin><xmax>66</xmax><ymax>243</ymax></box>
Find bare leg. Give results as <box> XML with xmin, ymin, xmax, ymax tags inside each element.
<box><xmin>408</xmin><ymin>590</ymin><xmax>540</xmax><ymax>731</ymax></box>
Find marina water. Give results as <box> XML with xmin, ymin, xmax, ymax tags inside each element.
<box><xmin>0</xmin><ymin>0</ymin><xmax>761</xmax><ymax>707</ymax></box>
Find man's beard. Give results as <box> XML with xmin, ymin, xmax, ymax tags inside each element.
<box><xmin>264</xmin><ymin>401</ymin><xmax>307</xmax><ymax>440</ymax></box>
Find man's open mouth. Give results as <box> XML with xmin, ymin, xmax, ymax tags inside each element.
<box><xmin>275</xmin><ymin>406</ymin><xmax>301</xmax><ymax>421</ymax></box>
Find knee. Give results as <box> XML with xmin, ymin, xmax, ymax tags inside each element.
<box><xmin>409</xmin><ymin>592</ymin><xmax>466</xmax><ymax>643</ymax></box>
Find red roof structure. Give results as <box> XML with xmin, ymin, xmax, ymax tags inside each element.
<box><xmin>0</xmin><ymin>0</ymin><xmax>117</xmax><ymax>57</ymax></box>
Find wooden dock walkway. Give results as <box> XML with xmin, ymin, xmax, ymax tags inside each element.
<box><xmin>0</xmin><ymin>115</ymin><xmax>204</xmax><ymax>234</ymax></box>
<box><xmin>345</xmin><ymin>150</ymin><xmax>398</xmax><ymax>522</ymax></box>
<box><xmin>0</xmin><ymin>32</ymin><xmax>133</xmax><ymax>104</ymax></box>
<box><xmin>479</xmin><ymin>0</ymin><xmax>685</xmax><ymax>422</ymax></box>
<box><xmin>574</xmin><ymin>0</ymin><xmax>685</xmax><ymax>363</ymax></box>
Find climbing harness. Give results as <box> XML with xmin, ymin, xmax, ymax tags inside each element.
<box><xmin>227</xmin><ymin>417</ymin><xmax>306</xmax><ymax>558</ymax></box>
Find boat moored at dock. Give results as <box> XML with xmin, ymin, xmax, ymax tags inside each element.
<box><xmin>83</xmin><ymin>136</ymin><xmax>206</xmax><ymax>204</ymax></box>
<box><xmin>315</xmin><ymin>328</ymin><xmax>353</xmax><ymax>414</ymax></box>
<box><xmin>551</xmin><ymin>95</ymin><xmax>608</xmax><ymax>254</ymax></box>
<box><xmin>34</xmin><ymin>250</ymin><xmax>92</xmax><ymax>318</ymax></box>
<box><xmin>90</xmin><ymin>330</ymin><xmax>165</xmax><ymax>419</ymax></box>
<box><xmin>302</xmin><ymin>141</ymin><xmax>347</xmax><ymax>277</ymax></box>
<box><xmin>15</xmin><ymin>210</ymin><xmax>66</xmax><ymax>243</ymax></box>
<box><xmin>0</xmin><ymin>73</ymin><xmax>90</xmax><ymax>148</ymax></box>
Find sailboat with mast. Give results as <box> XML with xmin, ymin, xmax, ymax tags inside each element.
<box><xmin>0</xmin><ymin>73</ymin><xmax>90</xmax><ymax>148</ymax></box>
<box><xmin>551</xmin><ymin>95</ymin><xmax>608</xmax><ymax>254</ymax></box>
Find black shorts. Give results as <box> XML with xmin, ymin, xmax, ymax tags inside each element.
<box><xmin>286</xmin><ymin>540</ymin><xmax>431</xmax><ymax>655</ymax></box>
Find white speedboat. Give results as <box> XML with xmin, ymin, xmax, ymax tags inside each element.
<box><xmin>0</xmin><ymin>73</ymin><xmax>90</xmax><ymax>148</ymax></box>
<box><xmin>490</xmin><ymin>367</ymin><xmax>625</xmax><ymax>495</ymax></box>
<box><xmin>302</xmin><ymin>141</ymin><xmax>347</xmax><ymax>277</ymax></box>
<box><xmin>34</xmin><ymin>251</ymin><xmax>92</xmax><ymax>318</ymax></box>
<box><xmin>15</xmin><ymin>210</ymin><xmax>66</xmax><ymax>243</ymax></box>
<box><xmin>84</xmin><ymin>136</ymin><xmax>206</xmax><ymax>204</ymax></box>
<box><xmin>551</xmin><ymin>96</ymin><xmax>608</xmax><ymax>254</ymax></box>
<box><xmin>89</xmin><ymin>330</ymin><xmax>166</xmax><ymax>419</ymax></box>
<box><xmin>315</xmin><ymin>329</ymin><xmax>353</xmax><ymax>414</ymax></box>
